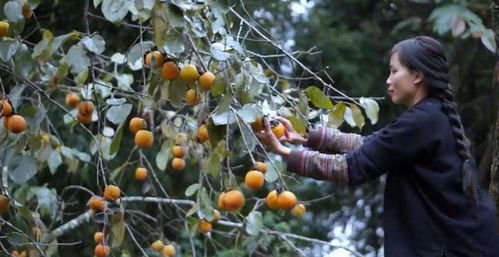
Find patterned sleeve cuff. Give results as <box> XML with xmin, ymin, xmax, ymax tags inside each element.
<box><xmin>287</xmin><ymin>149</ymin><xmax>349</xmax><ymax>184</ymax></box>
<box><xmin>286</xmin><ymin>149</ymin><xmax>305</xmax><ymax>176</ymax></box>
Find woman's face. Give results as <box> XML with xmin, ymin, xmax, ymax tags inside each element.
<box><xmin>386</xmin><ymin>51</ymin><xmax>423</xmax><ymax>106</ymax></box>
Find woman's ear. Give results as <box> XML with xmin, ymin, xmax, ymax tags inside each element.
<box><xmin>413</xmin><ymin>70</ymin><xmax>424</xmax><ymax>86</ymax></box>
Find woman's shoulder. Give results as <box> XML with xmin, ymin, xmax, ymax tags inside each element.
<box><xmin>399</xmin><ymin>97</ymin><xmax>445</xmax><ymax>126</ymax></box>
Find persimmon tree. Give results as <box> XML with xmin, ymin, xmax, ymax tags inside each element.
<box><xmin>6</xmin><ymin>0</ymin><xmax>489</xmax><ymax>256</ymax></box>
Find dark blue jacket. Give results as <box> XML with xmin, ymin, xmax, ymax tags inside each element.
<box><xmin>347</xmin><ymin>96</ymin><xmax>499</xmax><ymax>256</ymax></box>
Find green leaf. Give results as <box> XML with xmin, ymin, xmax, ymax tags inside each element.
<box><xmin>304</xmin><ymin>86</ymin><xmax>333</xmax><ymax>109</ymax></box>
<box><xmin>481</xmin><ymin>29</ymin><xmax>496</xmax><ymax>53</ymax></box>
<box><xmin>101</xmin><ymin>0</ymin><xmax>131</xmax><ymax>23</ymax></box>
<box><xmin>168</xmin><ymin>78</ymin><xmax>188</xmax><ymax>108</ymax></box>
<box><xmin>185</xmin><ymin>183</ymin><xmax>200</xmax><ymax>197</ymax></box>
<box><xmin>245</xmin><ymin>211</ymin><xmax>263</xmax><ymax>236</ymax></box>
<box><xmin>13</xmin><ymin>44</ymin><xmax>33</xmax><ymax>78</ymax></box>
<box><xmin>81</xmin><ymin>34</ymin><xmax>105</xmax><ymax>54</ymax></box>
<box><xmin>329</xmin><ymin>103</ymin><xmax>346</xmax><ymax>128</ymax></box>
<box><xmin>110</xmin><ymin>212</ymin><xmax>125</xmax><ymax>247</ymax></box>
<box><xmin>186</xmin><ymin>203</ymin><xmax>199</xmax><ymax>217</ymax></box>
<box><xmin>0</xmin><ymin>38</ymin><xmax>20</xmax><ymax>62</ymax></box>
<box><xmin>106</xmin><ymin>103</ymin><xmax>132</xmax><ymax>125</ymax></box>
<box><xmin>265</xmin><ymin>160</ymin><xmax>281</xmax><ymax>183</ymax></box>
<box><xmin>48</xmin><ymin>150</ymin><xmax>62</xmax><ymax>174</ymax></box>
<box><xmin>360</xmin><ymin>97</ymin><xmax>379</xmax><ymax>125</ymax></box>
<box><xmin>162</xmin><ymin>31</ymin><xmax>185</xmax><ymax>56</ymax></box>
<box><xmin>110</xmin><ymin>161</ymin><xmax>128</xmax><ymax>180</ymax></box>
<box><xmin>7</xmin><ymin>84</ymin><xmax>26</xmax><ymax>109</ymax></box>
<box><xmin>165</xmin><ymin>5</ymin><xmax>185</xmax><ymax>28</ymax></box>
<box><xmin>211</xmin><ymin>111</ymin><xmax>236</xmax><ymax>125</ymax></box>
<box><xmin>202</xmin><ymin>140</ymin><xmax>225</xmax><ymax>177</ymax></box>
<box><xmin>211</xmin><ymin>42</ymin><xmax>230</xmax><ymax>61</ymax></box>
<box><xmin>237</xmin><ymin>104</ymin><xmax>260</xmax><ymax>123</ymax></box>
<box><xmin>30</xmin><ymin>187</ymin><xmax>58</xmax><ymax>217</ymax></box>
<box><xmin>211</xmin><ymin>74</ymin><xmax>227</xmax><ymax>96</ymax></box>
<box><xmin>8</xmin><ymin>154</ymin><xmax>37</xmax><ymax>184</ymax></box>
<box><xmin>4</xmin><ymin>1</ymin><xmax>23</xmax><ymax>23</ymax></box>
<box><xmin>288</xmin><ymin>115</ymin><xmax>307</xmax><ymax>134</ymax></box>
<box><xmin>62</xmin><ymin>44</ymin><xmax>90</xmax><ymax>74</ymax></box>
<box><xmin>32</xmin><ymin>30</ymin><xmax>53</xmax><ymax>60</ymax></box>
<box><xmin>344</xmin><ymin>104</ymin><xmax>365</xmax><ymax>129</ymax></box>
<box><xmin>156</xmin><ymin>140</ymin><xmax>173</xmax><ymax>171</ymax></box>
<box><xmin>110</xmin><ymin>121</ymin><xmax>125</xmax><ymax>156</ymax></box>
<box><xmin>127</xmin><ymin>40</ymin><xmax>154</xmax><ymax>70</ymax></box>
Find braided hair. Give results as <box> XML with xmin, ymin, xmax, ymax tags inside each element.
<box><xmin>389</xmin><ymin>36</ymin><xmax>479</xmax><ymax>205</ymax></box>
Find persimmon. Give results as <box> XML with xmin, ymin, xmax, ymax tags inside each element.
<box><xmin>171</xmin><ymin>158</ymin><xmax>185</xmax><ymax>171</ymax></box>
<box><xmin>0</xmin><ymin>100</ymin><xmax>12</xmax><ymax>116</ymax></box>
<box><xmin>65</xmin><ymin>92</ymin><xmax>80</xmax><ymax>107</ymax></box>
<box><xmin>94</xmin><ymin>232</ymin><xmax>104</xmax><ymax>243</ymax></box>
<box><xmin>162</xmin><ymin>244</ymin><xmax>176</xmax><ymax>257</ymax></box>
<box><xmin>0</xmin><ymin>194</ymin><xmax>9</xmax><ymax>213</ymax></box>
<box><xmin>135</xmin><ymin>130</ymin><xmax>154</xmax><ymax>148</ymax></box>
<box><xmin>22</xmin><ymin>4</ymin><xmax>32</xmax><ymax>19</ymax></box>
<box><xmin>88</xmin><ymin>196</ymin><xmax>105</xmax><ymax>212</ymax></box>
<box><xmin>0</xmin><ymin>21</ymin><xmax>9</xmax><ymax>37</ymax></box>
<box><xmin>77</xmin><ymin>113</ymin><xmax>92</xmax><ymax>124</ymax></box>
<box><xmin>151</xmin><ymin>240</ymin><xmax>165</xmax><ymax>251</ymax></box>
<box><xmin>244</xmin><ymin>170</ymin><xmax>265</xmax><ymax>190</ymax></box>
<box><xmin>210</xmin><ymin>209</ymin><xmax>221</xmax><ymax>223</ymax></box>
<box><xmin>223</xmin><ymin>189</ymin><xmax>245</xmax><ymax>211</ymax></box>
<box><xmin>197</xmin><ymin>124</ymin><xmax>209</xmax><ymax>143</ymax></box>
<box><xmin>185</xmin><ymin>89</ymin><xmax>200</xmax><ymax>105</ymax></box>
<box><xmin>271</xmin><ymin>121</ymin><xmax>285</xmax><ymax>139</ymax></box>
<box><xmin>145</xmin><ymin>51</ymin><xmax>164</xmax><ymax>68</ymax></box>
<box><xmin>103</xmin><ymin>185</ymin><xmax>121</xmax><ymax>201</ymax></box>
<box><xmin>266</xmin><ymin>190</ymin><xmax>279</xmax><ymax>209</ymax></box>
<box><xmin>291</xmin><ymin>203</ymin><xmax>306</xmax><ymax>217</ymax></box>
<box><xmin>129</xmin><ymin>117</ymin><xmax>146</xmax><ymax>134</ymax></box>
<box><xmin>172</xmin><ymin>145</ymin><xmax>185</xmax><ymax>158</ymax></box>
<box><xmin>78</xmin><ymin>101</ymin><xmax>94</xmax><ymax>116</ymax></box>
<box><xmin>94</xmin><ymin>244</ymin><xmax>109</xmax><ymax>257</ymax></box>
<box><xmin>254</xmin><ymin>161</ymin><xmax>267</xmax><ymax>173</ymax></box>
<box><xmin>277</xmin><ymin>190</ymin><xmax>297</xmax><ymax>210</ymax></box>
<box><xmin>179</xmin><ymin>64</ymin><xmax>199</xmax><ymax>82</ymax></box>
<box><xmin>135</xmin><ymin>167</ymin><xmax>148</xmax><ymax>181</ymax></box>
<box><xmin>217</xmin><ymin>192</ymin><xmax>227</xmax><ymax>210</ymax></box>
<box><xmin>6</xmin><ymin>114</ymin><xmax>27</xmax><ymax>133</ymax></box>
<box><xmin>161</xmin><ymin>61</ymin><xmax>179</xmax><ymax>80</ymax></box>
<box><xmin>199</xmin><ymin>71</ymin><xmax>215</xmax><ymax>91</ymax></box>
<box><xmin>198</xmin><ymin>219</ymin><xmax>212</xmax><ymax>233</ymax></box>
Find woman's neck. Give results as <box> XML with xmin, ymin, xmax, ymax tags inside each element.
<box><xmin>405</xmin><ymin>88</ymin><xmax>429</xmax><ymax>108</ymax></box>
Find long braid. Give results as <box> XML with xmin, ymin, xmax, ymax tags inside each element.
<box><xmin>435</xmin><ymin>86</ymin><xmax>479</xmax><ymax>205</ymax></box>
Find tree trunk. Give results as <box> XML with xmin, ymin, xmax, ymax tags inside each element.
<box><xmin>488</xmin><ymin>0</ymin><xmax>499</xmax><ymax>233</ymax></box>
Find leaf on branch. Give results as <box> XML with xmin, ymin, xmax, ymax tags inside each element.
<box><xmin>106</xmin><ymin>103</ymin><xmax>132</xmax><ymax>125</ymax></box>
<box><xmin>304</xmin><ymin>86</ymin><xmax>334</xmax><ymax>109</ymax></box>
<box><xmin>101</xmin><ymin>0</ymin><xmax>131</xmax><ymax>23</ymax></box>
<box><xmin>82</xmin><ymin>34</ymin><xmax>106</xmax><ymax>54</ymax></box>
<box><xmin>359</xmin><ymin>97</ymin><xmax>379</xmax><ymax>125</ymax></box>
<box><xmin>8</xmin><ymin>154</ymin><xmax>37</xmax><ymax>184</ymax></box>
<box><xmin>127</xmin><ymin>40</ymin><xmax>154</xmax><ymax>70</ymax></box>
<box><xmin>245</xmin><ymin>211</ymin><xmax>263</xmax><ymax>236</ymax></box>
<box><xmin>62</xmin><ymin>44</ymin><xmax>90</xmax><ymax>74</ymax></box>
<box><xmin>4</xmin><ymin>1</ymin><xmax>23</xmax><ymax>23</ymax></box>
<box><xmin>329</xmin><ymin>102</ymin><xmax>346</xmax><ymax>128</ymax></box>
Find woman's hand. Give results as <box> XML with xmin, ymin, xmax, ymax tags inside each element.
<box><xmin>255</xmin><ymin>117</ymin><xmax>291</xmax><ymax>158</ymax></box>
<box><xmin>274</xmin><ymin>117</ymin><xmax>307</xmax><ymax>145</ymax></box>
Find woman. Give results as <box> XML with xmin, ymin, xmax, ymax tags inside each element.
<box><xmin>256</xmin><ymin>36</ymin><xmax>499</xmax><ymax>257</ymax></box>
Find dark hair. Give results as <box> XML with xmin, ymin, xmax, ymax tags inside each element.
<box><xmin>389</xmin><ymin>36</ymin><xmax>479</xmax><ymax>205</ymax></box>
